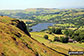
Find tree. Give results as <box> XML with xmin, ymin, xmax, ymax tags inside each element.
<box><xmin>64</xmin><ymin>30</ymin><xmax>69</xmax><ymax>36</ymax></box>
<box><xmin>79</xmin><ymin>32</ymin><xmax>84</xmax><ymax>40</ymax></box>
<box><xmin>53</xmin><ymin>37</ymin><xmax>59</xmax><ymax>41</ymax></box>
<box><xmin>54</xmin><ymin>28</ymin><xmax>62</xmax><ymax>34</ymax></box>
<box><xmin>81</xmin><ymin>40</ymin><xmax>84</xmax><ymax>42</ymax></box>
<box><xmin>72</xmin><ymin>30</ymin><xmax>84</xmax><ymax>42</ymax></box>
<box><xmin>44</xmin><ymin>35</ymin><xmax>48</xmax><ymax>39</ymax></box>
<box><xmin>73</xmin><ymin>36</ymin><xmax>81</xmax><ymax>41</ymax></box>
<box><xmin>60</xmin><ymin>37</ymin><xmax>69</xmax><ymax>43</ymax></box>
<box><xmin>51</xmin><ymin>27</ymin><xmax>62</xmax><ymax>34</ymax></box>
<box><xmin>64</xmin><ymin>29</ymin><xmax>73</xmax><ymax>37</ymax></box>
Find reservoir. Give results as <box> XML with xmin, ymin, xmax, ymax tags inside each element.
<box><xmin>30</xmin><ymin>23</ymin><xmax>55</xmax><ymax>32</ymax></box>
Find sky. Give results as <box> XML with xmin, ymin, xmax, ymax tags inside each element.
<box><xmin>0</xmin><ymin>0</ymin><xmax>84</xmax><ymax>10</ymax></box>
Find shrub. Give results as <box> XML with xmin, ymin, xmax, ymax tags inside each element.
<box><xmin>81</xmin><ymin>40</ymin><xmax>84</xmax><ymax>42</ymax></box>
<box><xmin>48</xmin><ymin>27</ymin><xmax>62</xmax><ymax>34</ymax></box>
<box><xmin>64</xmin><ymin>30</ymin><xmax>73</xmax><ymax>36</ymax></box>
<box><xmin>73</xmin><ymin>36</ymin><xmax>81</xmax><ymax>42</ymax></box>
<box><xmin>53</xmin><ymin>37</ymin><xmax>59</xmax><ymax>41</ymax></box>
<box><xmin>60</xmin><ymin>37</ymin><xmax>69</xmax><ymax>43</ymax></box>
<box><xmin>44</xmin><ymin>35</ymin><xmax>48</xmax><ymax>39</ymax></box>
<box><xmin>52</xmin><ymin>27</ymin><xmax>62</xmax><ymax>34</ymax></box>
<box><xmin>48</xmin><ymin>31</ymin><xmax>52</xmax><ymax>34</ymax></box>
<box><xmin>72</xmin><ymin>30</ymin><xmax>84</xmax><ymax>42</ymax></box>
<box><xmin>64</xmin><ymin>30</ymin><xmax>69</xmax><ymax>36</ymax></box>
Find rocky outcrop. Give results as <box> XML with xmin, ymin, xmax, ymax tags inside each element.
<box><xmin>11</xmin><ymin>20</ymin><xmax>31</xmax><ymax>37</ymax></box>
<box><xmin>16</xmin><ymin>21</ymin><xmax>31</xmax><ymax>37</ymax></box>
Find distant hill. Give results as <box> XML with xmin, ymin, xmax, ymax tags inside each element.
<box><xmin>0</xmin><ymin>8</ymin><xmax>84</xmax><ymax>24</ymax></box>
<box><xmin>0</xmin><ymin>8</ymin><xmax>60</xmax><ymax>19</ymax></box>
<box><xmin>25</xmin><ymin>8</ymin><xmax>57</xmax><ymax>11</ymax></box>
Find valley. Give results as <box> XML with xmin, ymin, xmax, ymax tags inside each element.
<box><xmin>0</xmin><ymin>8</ymin><xmax>84</xmax><ymax>56</ymax></box>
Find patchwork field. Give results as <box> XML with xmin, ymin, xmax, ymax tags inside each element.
<box><xmin>30</xmin><ymin>32</ymin><xmax>84</xmax><ymax>56</ymax></box>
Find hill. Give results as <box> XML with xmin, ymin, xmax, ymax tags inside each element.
<box><xmin>0</xmin><ymin>16</ymin><xmax>66</xmax><ymax>56</ymax></box>
<box><xmin>0</xmin><ymin>8</ymin><xmax>60</xmax><ymax>19</ymax></box>
<box><xmin>1</xmin><ymin>8</ymin><xmax>84</xmax><ymax>25</ymax></box>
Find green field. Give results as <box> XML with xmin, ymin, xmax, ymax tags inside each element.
<box><xmin>30</xmin><ymin>32</ymin><xmax>84</xmax><ymax>55</ymax></box>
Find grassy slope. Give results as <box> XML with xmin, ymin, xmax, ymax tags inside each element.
<box><xmin>30</xmin><ymin>32</ymin><xmax>64</xmax><ymax>41</ymax></box>
<box><xmin>30</xmin><ymin>32</ymin><xmax>84</xmax><ymax>55</ymax></box>
<box><xmin>0</xmin><ymin>16</ymin><xmax>64</xmax><ymax>56</ymax></box>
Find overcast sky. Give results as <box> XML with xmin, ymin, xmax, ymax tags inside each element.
<box><xmin>0</xmin><ymin>0</ymin><xmax>84</xmax><ymax>10</ymax></box>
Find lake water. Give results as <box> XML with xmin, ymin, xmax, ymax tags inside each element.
<box><xmin>30</xmin><ymin>23</ymin><xmax>55</xmax><ymax>32</ymax></box>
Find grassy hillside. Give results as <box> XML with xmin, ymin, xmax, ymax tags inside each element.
<box><xmin>30</xmin><ymin>32</ymin><xmax>84</xmax><ymax>56</ymax></box>
<box><xmin>0</xmin><ymin>16</ymin><xmax>66</xmax><ymax>56</ymax></box>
